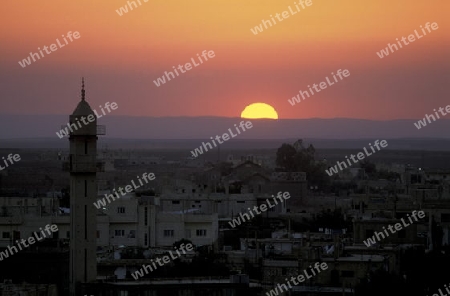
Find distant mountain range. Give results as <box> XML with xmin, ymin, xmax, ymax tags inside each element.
<box><xmin>1</xmin><ymin>114</ymin><xmax>449</xmax><ymax>150</ymax></box>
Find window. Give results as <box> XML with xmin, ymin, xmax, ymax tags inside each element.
<box><xmin>144</xmin><ymin>207</ymin><xmax>148</xmax><ymax>226</ymax></box>
<box><xmin>441</xmin><ymin>213</ymin><xmax>450</xmax><ymax>223</ymax></box>
<box><xmin>11</xmin><ymin>231</ymin><xmax>20</xmax><ymax>241</ymax></box>
<box><xmin>115</xmin><ymin>230</ymin><xmax>125</xmax><ymax>237</ymax></box>
<box><xmin>411</xmin><ymin>174</ymin><xmax>422</xmax><ymax>184</ymax></box>
<box><xmin>84</xmin><ymin>205</ymin><xmax>87</xmax><ymax>240</ymax></box>
<box><xmin>237</xmin><ymin>201</ymin><xmax>245</xmax><ymax>204</ymax></box>
<box><xmin>128</xmin><ymin>230</ymin><xmax>136</xmax><ymax>238</ymax></box>
<box><xmin>341</xmin><ymin>270</ymin><xmax>354</xmax><ymax>278</ymax></box>
<box><xmin>164</xmin><ymin>230</ymin><xmax>174</xmax><ymax>237</ymax></box>
<box><xmin>195</xmin><ymin>200</ymin><xmax>201</xmax><ymax>203</ymax></box>
<box><xmin>117</xmin><ymin>207</ymin><xmax>125</xmax><ymax>214</ymax></box>
<box><xmin>67</xmin><ymin>231</ymin><xmax>70</xmax><ymax>238</ymax></box>
<box><xmin>145</xmin><ymin>233</ymin><xmax>148</xmax><ymax>246</ymax></box>
<box><xmin>366</xmin><ymin>229</ymin><xmax>374</xmax><ymax>238</ymax></box>
<box><xmin>172</xmin><ymin>200</ymin><xmax>180</xmax><ymax>204</ymax></box>
<box><xmin>196</xmin><ymin>229</ymin><xmax>207</xmax><ymax>236</ymax></box>
<box><xmin>96</xmin><ymin>231</ymin><xmax>100</xmax><ymax>239</ymax></box>
<box><xmin>2</xmin><ymin>232</ymin><xmax>10</xmax><ymax>239</ymax></box>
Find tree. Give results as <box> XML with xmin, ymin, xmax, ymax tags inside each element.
<box><xmin>276</xmin><ymin>143</ymin><xmax>297</xmax><ymax>172</ymax></box>
<box><xmin>276</xmin><ymin>140</ymin><xmax>330</xmax><ymax>188</ymax></box>
<box><xmin>360</xmin><ymin>160</ymin><xmax>377</xmax><ymax>178</ymax></box>
<box><xmin>173</xmin><ymin>238</ymin><xmax>193</xmax><ymax>249</ymax></box>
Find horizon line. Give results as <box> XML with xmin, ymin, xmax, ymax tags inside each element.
<box><xmin>0</xmin><ymin>114</ymin><xmax>448</xmax><ymax>122</ymax></box>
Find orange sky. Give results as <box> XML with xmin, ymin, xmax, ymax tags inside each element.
<box><xmin>0</xmin><ymin>0</ymin><xmax>449</xmax><ymax>120</ymax></box>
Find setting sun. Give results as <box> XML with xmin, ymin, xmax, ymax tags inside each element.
<box><xmin>241</xmin><ymin>103</ymin><xmax>278</xmax><ymax>119</ymax></box>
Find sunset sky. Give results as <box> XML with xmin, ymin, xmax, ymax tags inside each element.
<box><xmin>0</xmin><ymin>0</ymin><xmax>448</xmax><ymax>120</ymax></box>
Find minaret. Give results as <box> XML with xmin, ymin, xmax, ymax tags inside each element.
<box><xmin>68</xmin><ymin>78</ymin><xmax>99</xmax><ymax>295</ymax></box>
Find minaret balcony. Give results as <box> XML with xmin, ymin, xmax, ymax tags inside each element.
<box><xmin>59</xmin><ymin>125</ymin><xmax>106</xmax><ymax>137</ymax></box>
<box><xmin>62</xmin><ymin>155</ymin><xmax>105</xmax><ymax>172</ymax></box>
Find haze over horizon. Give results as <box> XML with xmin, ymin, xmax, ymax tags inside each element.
<box><xmin>1</xmin><ymin>114</ymin><xmax>450</xmax><ymax>140</ymax></box>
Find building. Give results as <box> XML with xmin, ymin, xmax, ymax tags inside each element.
<box><xmin>66</xmin><ymin>79</ymin><xmax>103</xmax><ymax>295</ymax></box>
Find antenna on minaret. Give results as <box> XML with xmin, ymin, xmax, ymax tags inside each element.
<box><xmin>81</xmin><ymin>77</ymin><xmax>86</xmax><ymax>101</ymax></box>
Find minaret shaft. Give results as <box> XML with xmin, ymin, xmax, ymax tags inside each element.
<box><xmin>69</xmin><ymin>78</ymin><xmax>98</xmax><ymax>296</ymax></box>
